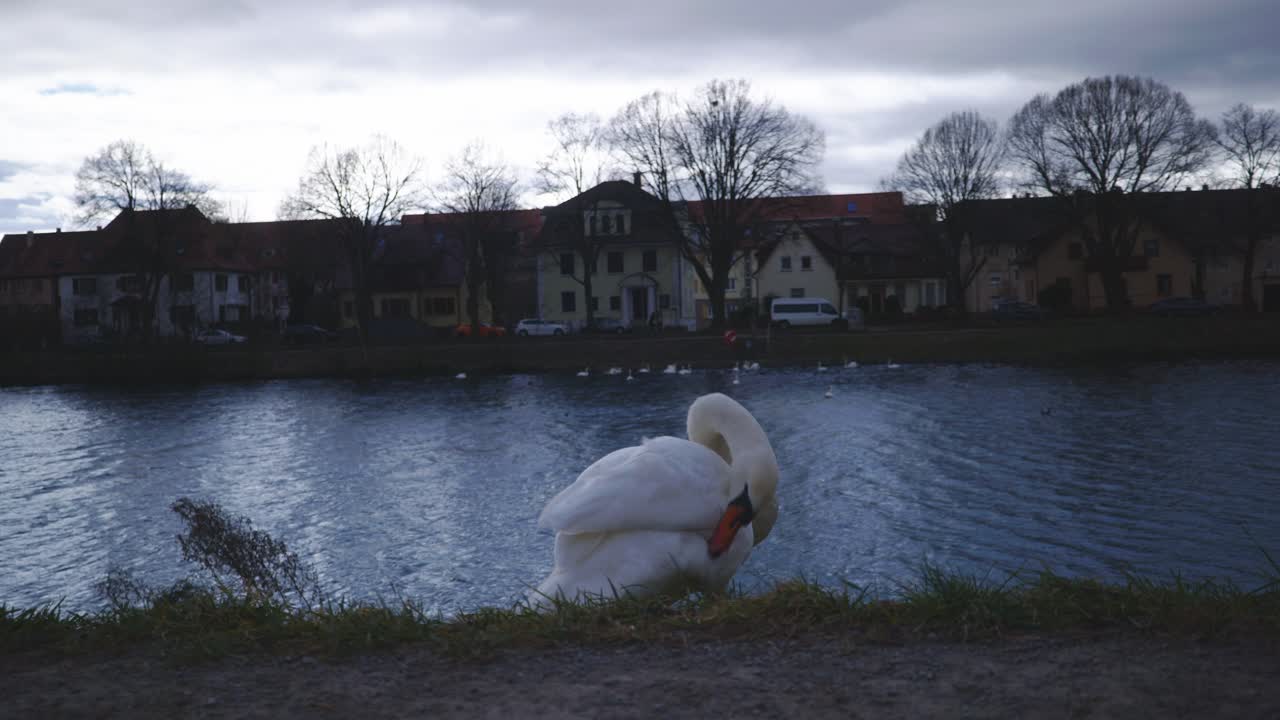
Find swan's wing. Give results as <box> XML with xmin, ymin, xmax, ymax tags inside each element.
<box><xmin>538</xmin><ymin>436</ymin><xmax>731</xmax><ymax>534</ymax></box>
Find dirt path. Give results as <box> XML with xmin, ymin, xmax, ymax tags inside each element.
<box><xmin>4</xmin><ymin>634</ymin><xmax>1278</xmax><ymax>719</ymax></box>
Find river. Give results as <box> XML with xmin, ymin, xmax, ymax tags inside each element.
<box><xmin>2</xmin><ymin>360</ymin><xmax>1278</xmax><ymax>613</ymax></box>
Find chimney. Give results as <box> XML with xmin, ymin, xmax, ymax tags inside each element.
<box><xmin>56</xmin><ymin>228</ymin><xmax>61</xmax><ymax>233</ymax></box>
<box><xmin>25</xmin><ymin>231</ymin><xmax>33</xmax><ymax>249</ymax></box>
<box><xmin>632</xmin><ymin>171</ymin><xmax>642</xmax><ymax>187</ymax></box>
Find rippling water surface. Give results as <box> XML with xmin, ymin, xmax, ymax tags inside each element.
<box><xmin>3</xmin><ymin>361</ymin><xmax>1279</xmax><ymax>613</ymax></box>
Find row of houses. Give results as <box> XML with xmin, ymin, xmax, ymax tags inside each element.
<box><xmin>2</xmin><ymin>180</ymin><xmax>1278</xmax><ymax>347</ymax></box>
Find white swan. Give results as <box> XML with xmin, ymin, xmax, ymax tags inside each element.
<box><xmin>887</xmin><ymin>359</ymin><xmax>902</xmax><ymax>369</ymax></box>
<box><xmin>530</xmin><ymin>393</ymin><xmax>780</xmax><ymax>608</ymax></box>
<box><xmin>606</xmin><ymin>367</ymin><xmax>623</xmax><ymax>376</ymax></box>
<box><xmin>817</xmin><ymin>361</ymin><xmax>827</xmax><ymax>372</ymax></box>
<box><xmin>576</xmin><ymin>368</ymin><xmax>590</xmax><ymax>377</ymax></box>
<box><xmin>638</xmin><ymin>365</ymin><xmax>651</xmax><ymax>374</ymax></box>
<box><xmin>731</xmin><ymin>371</ymin><xmax>740</xmax><ymax>386</ymax></box>
<box><xmin>824</xmin><ymin>385</ymin><xmax>833</xmax><ymax>399</ymax></box>
<box><xmin>678</xmin><ymin>365</ymin><xmax>692</xmax><ymax>375</ymax></box>
<box><xmin>663</xmin><ymin>364</ymin><xmax>678</xmax><ymax>375</ymax></box>
<box><xmin>454</xmin><ymin>372</ymin><xmax>467</xmax><ymax>380</ymax></box>
<box><xmin>845</xmin><ymin>358</ymin><xmax>858</xmax><ymax>369</ymax></box>
<box><xmin>625</xmin><ymin>370</ymin><xmax>635</xmax><ymax>382</ymax></box>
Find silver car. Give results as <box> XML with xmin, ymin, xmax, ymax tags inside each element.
<box><xmin>195</xmin><ymin>328</ymin><xmax>247</xmax><ymax>345</ymax></box>
<box><xmin>514</xmin><ymin>318</ymin><xmax>568</xmax><ymax>336</ymax></box>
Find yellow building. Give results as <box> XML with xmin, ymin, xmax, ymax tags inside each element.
<box><xmin>960</xmin><ymin>190</ymin><xmax>1280</xmax><ymax>313</ymax></box>
<box><xmin>535</xmin><ymin>180</ymin><xmax>686</xmax><ymax>330</ymax></box>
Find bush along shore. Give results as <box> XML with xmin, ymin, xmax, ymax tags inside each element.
<box><xmin>3</xmin><ymin>499</ymin><xmax>1278</xmax><ymax>664</ymax></box>
<box><xmin>2</xmin><ymin>315</ymin><xmax>1280</xmax><ymax>386</ymax></box>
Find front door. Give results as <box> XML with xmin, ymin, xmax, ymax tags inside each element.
<box><xmin>1264</xmin><ymin>284</ymin><xmax>1280</xmax><ymax>312</ymax></box>
<box><xmin>630</xmin><ymin>287</ymin><xmax>649</xmax><ymax>323</ymax></box>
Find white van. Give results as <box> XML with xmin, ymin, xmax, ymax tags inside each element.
<box><xmin>770</xmin><ymin>297</ymin><xmax>862</xmax><ymax>330</ymax></box>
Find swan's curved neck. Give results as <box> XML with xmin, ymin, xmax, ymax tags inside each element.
<box><xmin>686</xmin><ymin>394</ymin><xmax>779</xmax><ymax>542</ymax></box>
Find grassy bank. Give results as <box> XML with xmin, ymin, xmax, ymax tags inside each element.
<box><xmin>5</xmin><ymin>568</ymin><xmax>1279</xmax><ymax>663</ymax></box>
<box><xmin>5</xmin><ymin>498</ymin><xmax>1278</xmax><ymax>664</ymax></box>
<box><xmin>2</xmin><ymin>315</ymin><xmax>1279</xmax><ymax>386</ymax></box>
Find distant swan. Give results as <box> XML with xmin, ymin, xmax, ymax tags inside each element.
<box><xmin>887</xmin><ymin>359</ymin><xmax>901</xmax><ymax>369</ymax></box>
<box><xmin>576</xmin><ymin>368</ymin><xmax>590</xmax><ymax>377</ymax></box>
<box><xmin>606</xmin><ymin>367</ymin><xmax>623</xmax><ymax>376</ymax></box>
<box><xmin>530</xmin><ymin>393</ymin><xmax>780</xmax><ymax>608</ymax></box>
<box><xmin>817</xmin><ymin>361</ymin><xmax>827</xmax><ymax>372</ymax></box>
<box><xmin>824</xmin><ymin>385</ymin><xmax>833</xmax><ymax>399</ymax></box>
<box><xmin>638</xmin><ymin>365</ymin><xmax>651</xmax><ymax>374</ymax></box>
<box><xmin>663</xmin><ymin>364</ymin><xmax>678</xmax><ymax>375</ymax></box>
<box><xmin>678</xmin><ymin>365</ymin><xmax>692</xmax><ymax>375</ymax></box>
<box><xmin>454</xmin><ymin>372</ymin><xmax>467</xmax><ymax>380</ymax></box>
<box><xmin>626</xmin><ymin>370</ymin><xmax>635</xmax><ymax>382</ymax></box>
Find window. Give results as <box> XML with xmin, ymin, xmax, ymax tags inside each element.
<box><xmin>1068</xmin><ymin>242</ymin><xmax>1083</xmax><ymax>260</ymax></box>
<box><xmin>727</xmin><ymin>277</ymin><xmax>736</xmax><ymax>290</ymax></box>
<box><xmin>1144</xmin><ymin>238</ymin><xmax>1160</xmax><ymax>257</ymax></box>
<box><xmin>431</xmin><ymin>297</ymin><xmax>456</xmax><ymax>316</ymax></box>
<box><xmin>344</xmin><ymin>301</ymin><xmax>354</xmax><ymax>319</ymax></box>
<box><xmin>924</xmin><ymin>282</ymin><xmax>936</xmax><ymax>306</ymax></box>
<box><xmin>989</xmin><ymin>273</ymin><xmax>1002</xmax><ymax>288</ymax></box>
<box><xmin>72</xmin><ymin>277</ymin><xmax>97</xmax><ymax>296</ymax></box>
<box><xmin>73</xmin><ymin>308</ymin><xmax>98</xmax><ymax>326</ymax></box>
<box><xmin>607</xmin><ymin>251</ymin><xmax>624</xmax><ymax>274</ymax></box>
<box><xmin>609</xmin><ymin>295</ymin><xmax>621</xmax><ymax>311</ymax></box>
<box><xmin>590</xmin><ymin>296</ymin><xmax>599</xmax><ymax>312</ymax></box>
<box><xmin>238</xmin><ymin>276</ymin><xmax>251</xmax><ymax>292</ymax></box>
<box><xmin>616</xmin><ymin>213</ymin><xmax>626</xmax><ymax>234</ymax></box>
<box><xmin>800</xmin><ymin>256</ymin><xmax>812</xmax><ymax>271</ymax></box>
<box><xmin>589</xmin><ymin>215</ymin><xmax>598</xmax><ymax>235</ymax></box>
<box><xmin>380</xmin><ymin>297</ymin><xmax>410</xmax><ymax>318</ymax></box>
<box><xmin>602</xmin><ymin>215</ymin><xmax>612</xmax><ymax>234</ymax></box>
<box><xmin>215</xmin><ymin>274</ymin><xmax>228</xmax><ymax>292</ymax></box>
<box><xmin>658</xmin><ymin>294</ymin><xmax>670</xmax><ymax>309</ymax></box>
<box><xmin>790</xmin><ymin>288</ymin><xmax>805</xmax><ymax>298</ymax></box>
<box><xmin>560</xmin><ymin>291</ymin><xmax>576</xmax><ymax>312</ymax></box>
<box><xmin>173</xmin><ymin>273</ymin><xmax>194</xmax><ymax>292</ymax></box>
<box><xmin>559</xmin><ymin>253</ymin><xmax>575</xmax><ymax>276</ymax></box>
<box><xmin>780</xmin><ymin>256</ymin><xmax>793</xmax><ymax>272</ymax></box>
<box><xmin>642</xmin><ymin>249</ymin><xmax>657</xmax><ymax>272</ymax></box>
<box><xmin>1156</xmin><ymin>274</ymin><xmax>1173</xmax><ymax>297</ymax></box>
<box><xmin>117</xmin><ymin>275</ymin><xmax>141</xmax><ymax>293</ymax></box>
<box><xmin>170</xmin><ymin>305</ymin><xmax>195</xmax><ymax>325</ymax></box>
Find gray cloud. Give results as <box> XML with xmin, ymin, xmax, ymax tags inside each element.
<box><xmin>2</xmin><ymin>0</ymin><xmax>1278</xmax><ymax>209</ymax></box>
<box><xmin>0</xmin><ymin>160</ymin><xmax>27</xmax><ymax>182</ymax></box>
<box><xmin>39</xmin><ymin>82</ymin><xmax>129</xmax><ymax>96</ymax></box>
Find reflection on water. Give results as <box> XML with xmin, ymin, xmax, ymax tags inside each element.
<box><xmin>2</xmin><ymin>361</ymin><xmax>1279</xmax><ymax>613</ymax></box>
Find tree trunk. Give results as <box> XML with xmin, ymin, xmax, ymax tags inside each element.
<box><xmin>1241</xmin><ymin>242</ymin><xmax>1257</xmax><ymax>311</ymax></box>
<box><xmin>1099</xmin><ymin>265</ymin><xmax>1129</xmax><ymax>312</ymax></box>
<box><xmin>708</xmin><ymin>280</ymin><xmax>727</xmax><ymax>330</ymax></box>
<box><xmin>582</xmin><ymin>271</ymin><xmax>595</xmax><ymax>327</ymax></box>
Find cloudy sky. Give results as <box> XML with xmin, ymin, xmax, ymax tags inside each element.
<box><xmin>2</xmin><ymin>0</ymin><xmax>1277</xmax><ymax>235</ymax></box>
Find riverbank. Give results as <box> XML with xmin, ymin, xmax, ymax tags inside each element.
<box><xmin>4</xmin><ymin>633</ymin><xmax>1277</xmax><ymax>719</ymax></box>
<box><xmin>4</xmin><ymin>573</ymin><xmax>1279</xmax><ymax>718</ymax></box>
<box><xmin>1</xmin><ymin>315</ymin><xmax>1279</xmax><ymax>386</ymax></box>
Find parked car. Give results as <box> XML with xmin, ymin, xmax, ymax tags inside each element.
<box><xmin>992</xmin><ymin>300</ymin><xmax>1048</xmax><ymax>322</ymax></box>
<box><xmin>194</xmin><ymin>328</ymin><xmax>247</xmax><ymax>345</ymax></box>
<box><xmin>282</xmin><ymin>324</ymin><xmax>338</xmax><ymax>344</ymax></box>
<box><xmin>1148</xmin><ymin>296</ymin><xmax>1222</xmax><ymax>317</ymax></box>
<box><xmin>514</xmin><ymin>318</ymin><xmax>568</xmax><ymax>336</ymax></box>
<box><xmin>770</xmin><ymin>297</ymin><xmax>857</xmax><ymax>329</ymax></box>
<box><xmin>586</xmin><ymin>317</ymin><xmax>633</xmax><ymax>334</ymax></box>
<box><xmin>455</xmin><ymin>323</ymin><xmax>507</xmax><ymax>338</ymax></box>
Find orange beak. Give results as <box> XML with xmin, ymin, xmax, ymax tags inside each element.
<box><xmin>708</xmin><ymin>486</ymin><xmax>754</xmax><ymax>558</ymax></box>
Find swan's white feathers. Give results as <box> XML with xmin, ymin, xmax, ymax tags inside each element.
<box><xmin>537</xmin><ymin>436</ymin><xmax>731</xmax><ymax>535</ymax></box>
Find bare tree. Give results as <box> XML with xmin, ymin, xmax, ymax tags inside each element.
<box><xmin>436</xmin><ymin>141</ymin><xmax>520</xmax><ymax>331</ymax></box>
<box><xmin>610</xmin><ymin>79</ymin><xmax>824</xmax><ymax>329</ymax></box>
<box><xmin>884</xmin><ymin>110</ymin><xmax>1005</xmax><ymax>309</ymax></box>
<box><xmin>1007</xmin><ymin>75</ymin><xmax>1217</xmax><ymax>310</ymax></box>
<box><xmin>73</xmin><ymin>140</ymin><xmax>222</xmax><ymax>340</ymax></box>
<box><xmin>1218</xmin><ymin>103</ymin><xmax>1280</xmax><ymax>310</ymax></box>
<box><xmin>535</xmin><ymin>113</ymin><xmax>617</xmax><ymax>327</ymax></box>
<box><xmin>279</xmin><ymin>135</ymin><xmax>425</xmax><ymax>340</ymax></box>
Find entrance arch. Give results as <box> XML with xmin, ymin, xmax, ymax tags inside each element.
<box><xmin>616</xmin><ymin>272</ymin><xmax>659</xmax><ymax>327</ymax></box>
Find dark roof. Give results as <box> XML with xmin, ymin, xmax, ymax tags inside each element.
<box><xmin>536</xmin><ymin>180</ymin><xmax>682</xmax><ymax>248</ymax></box>
<box><xmin>957</xmin><ymin>188</ymin><xmax>1280</xmax><ymax>259</ymax></box>
<box><xmin>753</xmin><ymin>219</ymin><xmax>946</xmax><ymax>280</ymax></box>
<box><xmin>686</xmin><ymin>191</ymin><xmax>906</xmax><ymax>226</ymax></box>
